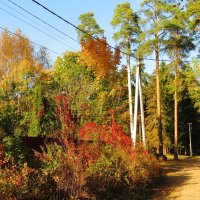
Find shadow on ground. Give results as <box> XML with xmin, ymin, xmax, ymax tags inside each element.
<box><xmin>150</xmin><ymin>157</ymin><xmax>200</xmax><ymax>200</ymax></box>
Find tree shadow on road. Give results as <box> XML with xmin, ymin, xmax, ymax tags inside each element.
<box><xmin>150</xmin><ymin>157</ymin><xmax>200</xmax><ymax>200</ymax></box>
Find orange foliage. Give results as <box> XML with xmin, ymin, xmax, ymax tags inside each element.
<box><xmin>80</xmin><ymin>37</ymin><xmax>120</xmax><ymax>77</ymax></box>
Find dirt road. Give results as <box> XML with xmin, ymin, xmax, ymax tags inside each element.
<box><xmin>151</xmin><ymin>157</ymin><xmax>200</xmax><ymax>200</ymax></box>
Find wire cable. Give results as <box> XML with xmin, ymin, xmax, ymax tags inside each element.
<box><xmin>6</xmin><ymin>0</ymin><xmax>81</xmax><ymax>46</ymax></box>
<box><xmin>0</xmin><ymin>7</ymin><xmax>76</xmax><ymax>51</ymax></box>
<box><xmin>0</xmin><ymin>26</ymin><xmax>60</xmax><ymax>56</ymax></box>
<box><xmin>1</xmin><ymin>0</ymin><xmax>68</xmax><ymax>43</ymax></box>
<box><xmin>31</xmin><ymin>0</ymin><xmax>127</xmax><ymax>55</ymax></box>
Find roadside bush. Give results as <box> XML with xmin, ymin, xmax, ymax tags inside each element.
<box><xmin>0</xmin><ymin>145</ymin><xmax>56</xmax><ymax>200</ymax></box>
<box><xmin>86</xmin><ymin>145</ymin><xmax>160</xmax><ymax>199</ymax></box>
<box><xmin>79</xmin><ymin>120</ymin><xmax>160</xmax><ymax>198</ymax></box>
<box><xmin>35</xmin><ymin>140</ymin><xmax>90</xmax><ymax>199</ymax></box>
<box><xmin>0</xmin><ymin>136</ymin><xmax>160</xmax><ymax>200</ymax></box>
<box><xmin>0</xmin><ymin>94</ymin><xmax>160</xmax><ymax>199</ymax></box>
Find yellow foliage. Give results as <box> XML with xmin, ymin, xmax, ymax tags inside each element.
<box><xmin>0</xmin><ymin>29</ymin><xmax>41</xmax><ymax>93</ymax></box>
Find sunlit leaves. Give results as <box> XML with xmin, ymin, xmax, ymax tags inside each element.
<box><xmin>0</xmin><ymin>29</ymin><xmax>41</xmax><ymax>94</ymax></box>
<box><xmin>80</xmin><ymin>37</ymin><xmax>120</xmax><ymax>77</ymax></box>
<box><xmin>111</xmin><ymin>2</ymin><xmax>140</xmax><ymax>54</ymax></box>
<box><xmin>77</xmin><ymin>12</ymin><xmax>104</xmax><ymax>41</ymax></box>
<box><xmin>187</xmin><ymin>0</ymin><xmax>200</xmax><ymax>29</ymax></box>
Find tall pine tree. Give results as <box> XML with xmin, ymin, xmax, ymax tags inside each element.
<box><xmin>77</xmin><ymin>12</ymin><xmax>104</xmax><ymax>41</ymax></box>
<box><xmin>165</xmin><ymin>0</ymin><xmax>195</xmax><ymax>159</ymax></box>
<box><xmin>139</xmin><ymin>0</ymin><xmax>172</xmax><ymax>155</ymax></box>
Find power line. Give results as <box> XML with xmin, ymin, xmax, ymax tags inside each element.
<box><xmin>31</xmin><ymin>0</ymin><xmax>127</xmax><ymax>55</ymax></box>
<box><xmin>6</xmin><ymin>0</ymin><xmax>81</xmax><ymax>46</ymax></box>
<box><xmin>0</xmin><ymin>7</ymin><xmax>76</xmax><ymax>51</ymax></box>
<box><xmin>0</xmin><ymin>26</ymin><xmax>60</xmax><ymax>56</ymax></box>
<box><xmin>0</xmin><ymin>0</ymin><xmax>68</xmax><ymax>43</ymax></box>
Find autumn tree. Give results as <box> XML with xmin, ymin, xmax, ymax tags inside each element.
<box><xmin>0</xmin><ymin>29</ymin><xmax>42</xmax><ymax>135</ymax></box>
<box><xmin>80</xmin><ymin>37</ymin><xmax>126</xmax><ymax>124</ymax></box>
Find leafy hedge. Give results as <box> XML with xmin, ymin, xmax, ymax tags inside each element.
<box><xmin>0</xmin><ymin>134</ymin><xmax>160</xmax><ymax>200</ymax></box>
<box><xmin>0</xmin><ymin>96</ymin><xmax>160</xmax><ymax>199</ymax></box>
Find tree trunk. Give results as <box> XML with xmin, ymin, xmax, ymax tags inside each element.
<box><xmin>154</xmin><ymin>2</ymin><xmax>163</xmax><ymax>155</ymax></box>
<box><xmin>155</xmin><ymin>45</ymin><xmax>163</xmax><ymax>156</ymax></box>
<box><xmin>174</xmin><ymin>58</ymin><xmax>178</xmax><ymax>160</ymax></box>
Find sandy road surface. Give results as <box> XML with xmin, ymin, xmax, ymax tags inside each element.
<box><xmin>151</xmin><ymin>157</ymin><xmax>200</xmax><ymax>200</ymax></box>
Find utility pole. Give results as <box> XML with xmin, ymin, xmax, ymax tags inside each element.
<box><xmin>139</xmin><ymin>72</ymin><xmax>146</xmax><ymax>146</ymax></box>
<box><xmin>133</xmin><ymin>60</ymin><xmax>139</xmax><ymax>146</ymax></box>
<box><xmin>188</xmin><ymin>122</ymin><xmax>193</xmax><ymax>157</ymax></box>
<box><xmin>127</xmin><ymin>54</ymin><xmax>134</xmax><ymax>143</ymax></box>
<box><xmin>133</xmin><ymin>59</ymin><xmax>146</xmax><ymax>147</ymax></box>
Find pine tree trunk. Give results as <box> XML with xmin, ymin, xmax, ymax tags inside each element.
<box><xmin>154</xmin><ymin>2</ymin><xmax>163</xmax><ymax>156</ymax></box>
<box><xmin>155</xmin><ymin>45</ymin><xmax>163</xmax><ymax>156</ymax></box>
<box><xmin>174</xmin><ymin>59</ymin><xmax>178</xmax><ymax>160</ymax></box>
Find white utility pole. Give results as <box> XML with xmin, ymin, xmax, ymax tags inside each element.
<box><xmin>127</xmin><ymin>55</ymin><xmax>134</xmax><ymax>142</ymax></box>
<box><xmin>133</xmin><ymin>60</ymin><xmax>139</xmax><ymax>146</ymax></box>
<box><xmin>139</xmin><ymin>74</ymin><xmax>146</xmax><ymax>146</ymax></box>
<box><xmin>133</xmin><ymin>59</ymin><xmax>146</xmax><ymax>147</ymax></box>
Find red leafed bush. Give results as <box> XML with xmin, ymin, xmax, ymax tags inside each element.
<box><xmin>35</xmin><ymin>96</ymin><xmax>160</xmax><ymax>199</ymax></box>
<box><xmin>109</xmin><ymin>121</ymin><xmax>132</xmax><ymax>146</ymax></box>
<box><xmin>54</xmin><ymin>94</ymin><xmax>78</xmax><ymax>141</ymax></box>
<box><xmin>78</xmin><ymin>121</ymin><xmax>132</xmax><ymax>148</ymax></box>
